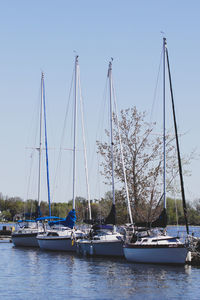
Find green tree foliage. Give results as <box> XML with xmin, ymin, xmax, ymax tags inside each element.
<box><xmin>98</xmin><ymin>191</ymin><xmax>129</xmax><ymax>225</ymax></box>
<box><xmin>166</xmin><ymin>197</ymin><xmax>184</xmax><ymax>225</ymax></box>
<box><xmin>166</xmin><ymin>197</ymin><xmax>200</xmax><ymax>225</ymax></box>
<box><xmin>0</xmin><ymin>191</ymin><xmax>200</xmax><ymax>225</ymax></box>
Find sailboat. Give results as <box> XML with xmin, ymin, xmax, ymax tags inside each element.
<box><xmin>12</xmin><ymin>73</ymin><xmax>50</xmax><ymax>247</ymax></box>
<box><xmin>123</xmin><ymin>38</ymin><xmax>189</xmax><ymax>264</ymax></box>
<box><xmin>37</xmin><ymin>56</ymin><xmax>86</xmax><ymax>251</ymax></box>
<box><xmin>76</xmin><ymin>60</ymin><xmax>124</xmax><ymax>257</ymax></box>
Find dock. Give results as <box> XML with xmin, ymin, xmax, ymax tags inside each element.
<box><xmin>0</xmin><ymin>225</ymin><xmax>12</xmax><ymax>242</ymax></box>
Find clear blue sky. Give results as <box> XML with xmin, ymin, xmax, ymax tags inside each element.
<box><xmin>0</xmin><ymin>0</ymin><xmax>199</xmax><ymax>204</ymax></box>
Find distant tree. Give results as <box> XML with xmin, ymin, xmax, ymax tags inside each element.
<box><xmin>166</xmin><ymin>197</ymin><xmax>184</xmax><ymax>225</ymax></box>
<box><xmin>1</xmin><ymin>210</ymin><xmax>12</xmax><ymax>221</ymax></box>
<box><xmin>4</xmin><ymin>197</ymin><xmax>24</xmax><ymax>220</ymax></box>
<box><xmin>90</xmin><ymin>202</ymin><xmax>100</xmax><ymax>220</ymax></box>
<box><xmin>187</xmin><ymin>201</ymin><xmax>200</xmax><ymax>225</ymax></box>
<box><xmin>193</xmin><ymin>199</ymin><xmax>200</xmax><ymax>215</ymax></box>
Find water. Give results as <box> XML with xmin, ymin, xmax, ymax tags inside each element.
<box><xmin>0</xmin><ymin>226</ymin><xmax>200</xmax><ymax>299</ymax></box>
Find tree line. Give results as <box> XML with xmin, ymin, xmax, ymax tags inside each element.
<box><xmin>0</xmin><ymin>192</ymin><xmax>200</xmax><ymax>225</ymax></box>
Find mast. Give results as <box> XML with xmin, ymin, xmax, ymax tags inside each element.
<box><xmin>163</xmin><ymin>38</ymin><xmax>166</xmax><ymax>210</ymax></box>
<box><xmin>108</xmin><ymin>60</ymin><xmax>115</xmax><ymax>208</ymax></box>
<box><xmin>72</xmin><ymin>56</ymin><xmax>79</xmax><ymax>210</ymax></box>
<box><xmin>104</xmin><ymin>60</ymin><xmax>116</xmax><ymax>226</ymax></box>
<box><xmin>165</xmin><ymin>40</ymin><xmax>189</xmax><ymax>235</ymax></box>
<box><xmin>37</xmin><ymin>72</ymin><xmax>44</xmax><ymax>215</ymax></box>
<box><xmin>43</xmin><ymin>74</ymin><xmax>51</xmax><ymax>217</ymax></box>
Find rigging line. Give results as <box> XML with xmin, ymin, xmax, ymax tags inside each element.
<box><xmin>51</xmin><ymin>66</ymin><xmax>75</xmax><ymax>201</ymax></box>
<box><xmin>25</xmin><ymin>149</ymin><xmax>36</xmax><ymax>201</ymax></box>
<box><xmin>95</xmin><ymin>152</ymin><xmax>101</xmax><ymax>202</ymax></box>
<box><xmin>112</xmin><ymin>79</ymin><xmax>133</xmax><ymax>224</ymax></box>
<box><xmin>94</xmin><ymin>74</ymin><xmax>109</xmax><ymax>199</ymax></box>
<box><xmin>150</xmin><ymin>168</ymin><xmax>180</xmax><ymax>220</ymax></box>
<box><xmin>78</xmin><ymin>63</ymin><xmax>92</xmax><ymax>220</ymax></box>
<box><xmin>24</xmin><ymin>85</ymin><xmax>41</xmax><ymax>214</ymax></box>
<box><xmin>25</xmin><ymin>86</ymin><xmax>41</xmax><ymax>154</ymax></box>
<box><xmin>172</xmin><ymin>163</ymin><xmax>179</xmax><ymax>229</ymax></box>
<box><xmin>96</xmin><ymin>75</ymin><xmax>109</xmax><ymax>143</ymax></box>
<box><xmin>149</xmin><ymin>48</ymin><xmax>163</xmax><ymax>124</ymax></box>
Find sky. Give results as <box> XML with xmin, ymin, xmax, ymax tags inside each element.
<box><xmin>0</xmin><ymin>0</ymin><xmax>200</xmax><ymax>204</ymax></box>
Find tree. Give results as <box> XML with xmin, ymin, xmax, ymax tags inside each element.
<box><xmin>97</xmin><ymin>106</ymin><xmax>183</xmax><ymax>223</ymax></box>
<box><xmin>166</xmin><ymin>197</ymin><xmax>184</xmax><ymax>224</ymax></box>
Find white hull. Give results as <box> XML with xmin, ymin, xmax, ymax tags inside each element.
<box><xmin>124</xmin><ymin>246</ymin><xmax>188</xmax><ymax>264</ymax></box>
<box><xmin>37</xmin><ymin>228</ymin><xmax>85</xmax><ymax>252</ymax></box>
<box><xmin>37</xmin><ymin>236</ymin><xmax>76</xmax><ymax>251</ymax></box>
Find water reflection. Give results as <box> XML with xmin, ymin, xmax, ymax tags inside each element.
<box><xmin>0</xmin><ymin>243</ymin><xmax>199</xmax><ymax>299</ymax></box>
<box><xmin>72</xmin><ymin>256</ymin><xmax>195</xmax><ymax>299</ymax></box>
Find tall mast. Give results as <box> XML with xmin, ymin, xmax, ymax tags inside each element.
<box><xmin>108</xmin><ymin>60</ymin><xmax>115</xmax><ymax>206</ymax></box>
<box><xmin>37</xmin><ymin>72</ymin><xmax>44</xmax><ymax>211</ymax></box>
<box><xmin>43</xmin><ymin>74</ymin><xmax>51</xmax><ymax>217</ymax></box>
<box><xmin>165</xmin><ymin>40</ymin><xmax>189</xmax><ymax>235</ymax></box>
<box><xmin>163</xmin><ymin>38</ymin><xmax>166</xmax><ymax>210</ymax></box>
<box><xmin>72</xmin><ymin>56</ymin><xmax>78</xmax><ymax>210</ymax></box>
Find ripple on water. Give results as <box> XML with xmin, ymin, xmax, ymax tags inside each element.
<box><xmin>0</xmin><ymin>236</ymin><xmax>200</xmax><ymax>299</ymax></box>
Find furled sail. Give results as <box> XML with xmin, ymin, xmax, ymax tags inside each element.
<box><xmin>83</xmin><ymin>204</ymin><xmax>116</xmax><ymax>225</ymax></box>
<box><xmin>104</xmin><ymin>203</ymin><xmax>116</xmax><ymax>225</ymax></box>
<box><xmin>49</xmin><ymin>209</ymin><xmax>76</xmax><ymax>229</ymax></box>
<box><xmin>134</xmin><ymin>208</ymin><xmax>167</xmax><ymax>229</ymax></box>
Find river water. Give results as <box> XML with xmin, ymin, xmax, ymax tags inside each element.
<box><xmin>0</xmin><ymin>226</ymin><xmax>200</xmax><ymax>300</ymax></box>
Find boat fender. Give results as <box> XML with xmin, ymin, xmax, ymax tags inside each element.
<box><xmin>186</xmin><ymin>251</ymin><xmax>192</xmax><ymax>262</ymax></box>
<box><xmin>71</xmin><ymin>230</ymin><xmax>76</xmax><ymax>246</ymax></box>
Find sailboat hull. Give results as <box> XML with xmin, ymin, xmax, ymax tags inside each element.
<box><xmin>124</xmin><ymin>244</ymin><xmax>188</xmax><ymax>264</ymax></box>
<box><xmin>77</xmin><ymin>239</ymin><xmax>124</xmax><ymax>257</ymax></box>
<box><xmin>37</xmin><ymin>236</ymin><xmax>76</xmax><ymax>251</ymax></box>
<box><xmin>12</xmin><ymin>232</ymin><xmax>40</xmax><ymax>247</ymax></box>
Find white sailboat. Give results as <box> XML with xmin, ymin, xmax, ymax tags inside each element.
<box><xmin>12</xmin><ymin>73</ymin><xmax>48</xmax><ymax>247</ymax></box>
<box><xmin>37</xmin><ymin>56</ymin><xmax>87</xmax><ymax>251</ymax></box>
<box><xmin>77</xmin><ymin>60</ymin><xmax>124</xmax><ymax>257</ymax></box>
<box><xmin>123</xmin><ymin>38</ymin><xmax>189</xmax><ymax>264</ymax></box>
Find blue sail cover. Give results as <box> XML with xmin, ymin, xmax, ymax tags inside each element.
<box><xmin>36</xmin><ymin>216</ymin><xmax>64</xmax><ymax>221</ymax></box>
<box><xmin>48</xmin><ymin>209</ymin><xmax>76</xmax><ymax>229</ymax></box>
